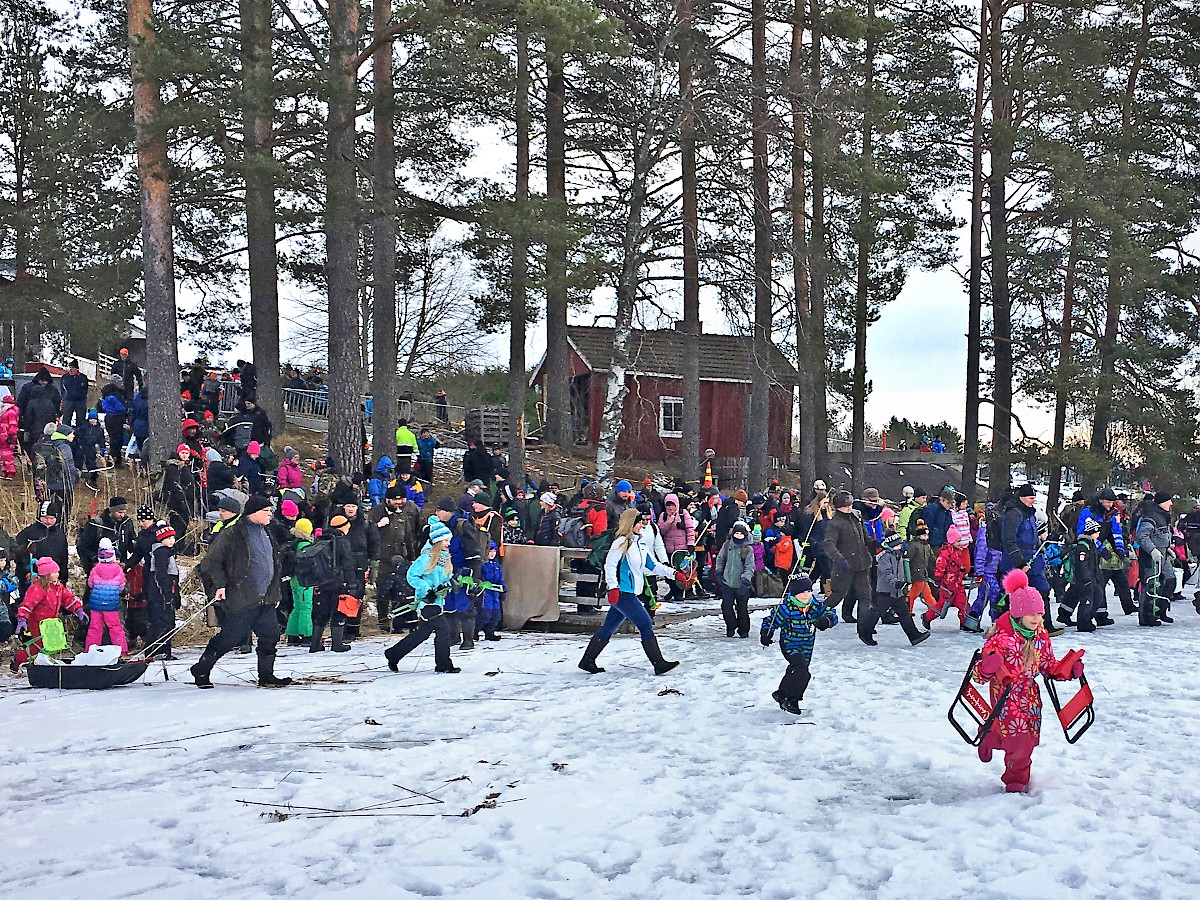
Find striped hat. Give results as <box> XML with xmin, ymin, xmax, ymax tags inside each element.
<box><xmin>428</xmin><ymin>516</ymin><xmax>452</xmax><ymax>544</ymax></box>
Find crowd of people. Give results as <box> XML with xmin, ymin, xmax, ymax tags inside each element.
<box><xmin>0</xmin><ymin>359</ymin><xmax>1189</xmax><ymax>789</ymax></box>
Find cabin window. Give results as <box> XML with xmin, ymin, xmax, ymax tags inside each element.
<box><xmin>659</xmin><ymin>396</ymin><xmax>683</xmax><ymax>438</ymax></box>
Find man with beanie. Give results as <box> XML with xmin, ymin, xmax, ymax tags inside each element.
<box><xmin>913</xmin><ymin>488</ymin><xmax>954</xmax><ymax>549</ymax></box>
<box><xmin>14</xmin><ymin>502</ymin><xmax>69</xmax><ymax>601</ymax></box>
<box><xmin>1136</xmin><ymin>490</ymin><xmax>1176</xmax><ymax>626</ymax></box>
<box><xmin>77</xmin><ymin>496</ymin><xmax>136</xmax><ymax>571</ymax></box>
<box><xmin>822</xmin><ymin>490</ymin><xmax>873</xmax><ymax>624</ymax></box>
<box><xmin>716</xmin><ymin>488</ymin><xmax>750</xmax><ymax>548</ymax></box>
<box><xmin>606</xmin><ymin>480</ymin><xmax>635</xmax><ymax>536</ymax></box>
<box><xmin>59</xmin><ymin>360</ymin><xmax>89</xmax><ymax>429</ymax></box>
<box><xmin>193</xmin><ymin>496</ymin><xmax>292</xmax><ymax>687</ymax></box>
<box><xmin>1077</xmin><ymin>488</ymin><xmax>1134</xmax><ymax>616</ymax></box>
<box><xmin>368</xmin><ymin>484</ymin><xmax>419</xmax><ymax>632</ymax></box>
<box><xmin>999</xmin><ymin>484</ymin><xmax>1061</xmax><ymax>635</ymax></box>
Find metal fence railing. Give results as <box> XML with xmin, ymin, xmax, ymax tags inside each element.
<box><xmin>216</xmin><ymin>380</ymin><xmax>470</xmax><ymax>428</ymax></box>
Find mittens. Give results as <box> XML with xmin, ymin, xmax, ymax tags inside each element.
<box><xmin>760</xmin><ymin>631</ymin><xmax>772</xmax><ymax>646</ymax></box>
<box><xmin>815</xmin><ymin>615</ymin><xmax>834</xmax><ymax>631</ymax></box>
<box><xmin>977</xmin><ymin>651</ymin><xmax>1006</xmax><ymax>677</ymax></box>
<box><xmin>75</xmin><ymin>609</ymin><xmax>89</xmax><ymax>622</ymax></box>
<box><xmin>837</xmin><ymin>558</ymin><xmax>850</xmax><ymax>575</ymax></box>
<box><xmin>16</xmin><ymin>617</ymin><xmax>27</xmax><ymax>633</ymax></box>
<box><xmin>607</xmin><ymin>587</ymin><xmax>620</xmax><ymax>605</ymax></box>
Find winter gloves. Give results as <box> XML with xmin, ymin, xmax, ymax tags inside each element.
<box><xmin>607</xmin><ymin>587</ymin><xmax>620</xmax><ymax>605</ymax></box>
<box><xmin>837</xmin><ymin>558</ymin><xmax>850</xmax><ymax>575</ymax></box>
<box><xmin>1150</xmin><ymin>548</ymin><xmax>1163</xmax><ymax>564</ymax></box>
<box><xmin>815</xmin><ymin>615</ymin><xmax>835</xmax><ymax>631</ymax></box>
<box><xmin>16</xmin><ymin>617</ymin><xmax>28</xmax><ymax>633</ymax></box>
<box><xmin>760</xmin><ymin>631</ymin><xmax>772</xmax><ymax>647</ymax></box>
<box><xmin>74</xmin><ymin>609</ymin><xmax>89</xmax><ymax>623</ymax></box>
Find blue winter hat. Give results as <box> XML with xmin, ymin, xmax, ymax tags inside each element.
<box><xmin>87</xmin><ymin>409</ymin><xmax>98</xmax><ymax>419</ymax></box>
<box><xmin>428</xmin><ymin>516</ymin><xmax>452</xmax><ymax>544</ymax></box>
<box><xmin>615</xmin><ymin>479</ymin><xmax>633</xmax><ymax>494</ymax></box>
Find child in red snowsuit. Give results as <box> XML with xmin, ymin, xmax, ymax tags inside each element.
<box><xmin>0</xmin><ymin>394</ymin><xmax>18</xmax><ymax>480</ymax></box>
<box><xmin>926</xmin><ymin>525</ymin><xmax>971</xmax><ymax>628</ymax></box>
<box><xmin>14</xmin><ymin>557</ymin><xmax>85</xmax><ymax>668</ymax></box>
<box><xmin>972</xmin><ymin>569</ymin><xmax>1083</xmax><ymax>792</ymax></box>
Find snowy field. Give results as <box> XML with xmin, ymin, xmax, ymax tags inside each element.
<box><xmin>4</xmin><ymin>599</ymin><xmax>1200</xmax><ymax>899</ymax></box>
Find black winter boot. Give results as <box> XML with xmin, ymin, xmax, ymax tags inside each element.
<box><xmin>641</xmin><ymin>635</ymin><xmax>679</xmax><ymax>675</ymax></box>
<box><xmin>578</xmin><ymin>634</ymin><xmax>609</xmax><ymax>674</ymax></box>
<box><xmin>309</xmin><ymin>629</ymin><xmax>325</xmax><ymax>653</ymax></box>
<box><xmin>330</xmin><ymin>625</ymin><xmax>351</xmax><ymax>652</ymax></box>
<box><xmin>841</xmin><ymin>598</ymin><xmax>857</xmax><ymax>623</ymax></box>
<box><xmin>190</xmin><ymin>660</ymin><xmax>214</xmax><ymax>689</ymax></box>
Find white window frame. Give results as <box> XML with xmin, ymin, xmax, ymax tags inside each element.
<box><xmin>659</xmin><ymin>396</ymin><xmax>684</xmax><ymax>438</ymax></box>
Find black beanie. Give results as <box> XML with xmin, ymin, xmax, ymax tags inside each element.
<box><xmin>1016</xmin><ymin>484</ymin><xmax>1036</xmax><ymax>498</ymax></box>
<box><xmin>243</xmin><ymin>495</ymin><xmax>272</xmax><ymax>516</ymax></box>
<box><xmin>1153</xmin><ymin>491</ymin><xmax>1172</xmax><ymax>505</ymax></box>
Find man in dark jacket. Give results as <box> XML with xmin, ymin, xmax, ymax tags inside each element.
<box><xmin>229</xmin><ymin>398</ymin><xmax>273</xmax><ymax>446</ymax></box>
<box><xmin>1136</xmin><ymin>491</ymin><xmax>1175</xmax><ymax>626</ymax></box>
<box><xmin>822</xmin><ymin>490</ymin><xmax>873</xmax><ymax>624</ymax></box>
<box><xmin>14</xmin><ymin>501</ymin><xmax>69</xmax><ymax>599</ymax></box>
<box><xmin>999</xmin><ymin>484</ymin><xmax>1059</xmax><ymax>632</ymax></box>
<box><xmin>77</xmin><ymin>496</ymin><xmax>137</xmax><ymax>571</ymax></box>
<box><xmin>462</xmin><ymin>439</ymin><xmax>491</xmax><ymax>484</ymax></box>
<box><xmin>16</xmin><ymin>367</ymin><xmax>60</xmax><ymax>456</ymax></box>
<box><xmin>913</xmin><ymin>489</ymin><xmax>955</xmax><ymax>549</ymax></box>
<box><xmin>59</xmin><ymin>360</ymin><xmax>89</xmax><ymax>429</ymax></box>
<box><xmin>111</xmin><ymin>348</ymin><xmax>143</xmax><ymax>402</ymax></box>
<box><xmin>192</xmin><ymin>495</ymin><xmax>292</xmax><ymax>688</ymax></box>
<box><xmin>367</xmin><ymin>486</ymin><xmax>420</xmax><ymax>632</ymax></box>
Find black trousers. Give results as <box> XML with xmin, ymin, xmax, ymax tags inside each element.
<box><xmin>196</xmin><ymin>603</ymin><xmax>281</xmax><ymax>676</ymax></box>
<box><xmin>830</xmin><ymin>569</ymin><xmax>872</xmax><ymax>621</ymax></box>
<box><xmin>778</xmin><ymin>650</ymin><xmax>812</xmax><ymax>702</ymax></box>
<box><xmin>104</xmin><ymin>414</ymin><xmax>127</xmax><ymax>467</ymax></box>
<box><xmin>1101</xmin><ymin>569</ymin><xmax>1134</xmax><ymax>614</ymax></box>
<box><xmin>387</xmin><ymin>613</ymin><xmax>453</xmax><ymax>670</ymax></box>
<box><xmin>721</xmin><ymin>584</ymin><xmax>751</xmax><ymax>636</ymax></box>
<box><xmin>146</xmin><ymin>592</ymin><xmax>175</xmax><ymax>656</ymax></box>
<box><xmin>858</xmin><ymin>593</ymin><xmax>923</xmax><ymax>642</ymax></box>
<box><xmin>312</xmin><ymin>589</ymin><xmax>347</xmax><ymax>637</ymax></box>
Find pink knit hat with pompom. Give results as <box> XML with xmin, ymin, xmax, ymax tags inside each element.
<box><xmin>1002</xmin><ymin>568</ymin><xmax>1044</xmax><ymax>618</ymax></box>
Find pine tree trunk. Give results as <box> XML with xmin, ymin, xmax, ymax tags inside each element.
<box><xmin>508</xmin><ymin>22</ymin><xmax>530</xmax><ymax>489</ymax></box>
<box><xmin>961</xmin><ymin>0</ymin><xmax>987</xmax><ymax>499</ymax></box>
<box><xmin>543</xmin><ymin>46</ymin><xmax>571</xmax><ymax>449</ymax></box>
<box><xmin>371</xmin><ymin>0</ymin><xmax>398</xmax><ymax>468</ymax></box>
<box><xmin>988</xmin><ymin>0</ymin><xmax>1013</xmax><ymax>485</ymax></box>
<box><xmin>1091</xmin><ymin>0</ymin><xmax>1146</xmax><ymax>466</ymax></box>
<box><xmin>748</xmin><ymin>0</ymin><xmax>772</xmax><ymax>490</ymax></box>
<box><xmin>1047</xmin><ymin>216</ymin><xmax>1079</xmax><ymax>517</ymax></box>
<box><xmin>809</xmin><ymin>0</ymin><xmax>829</xmax><ymax>484</ymax></box>
<box><xmin>790</xmin><ymin>0</ymin><xmax>814</xmax><ymax>491</ymax></box>
<box><xmin>240</xmin><ymin>0</ymin><xmax>282</xmax><ymax>435</ymax></box>
<box><xmin>679</xmin><ymin>0</ymin><xmax>701</xmax><ymax>482</ymax></box>
<box><xmin>325</xmin><ymin>0</ymin><xmax>363</xmax><ymax>476</ymax></box>
<box><xmin>128</xmin><ymin>0</ymin><xmax>179</xmax><ymax>473</ymax></box>
<box><xmin>850</xmin><ymin>0</ymin><xmax>875</xmax><ymax>495</ymax></box>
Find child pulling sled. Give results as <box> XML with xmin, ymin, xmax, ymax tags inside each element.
<box><xmin>971</xmin><ymin>569</ymin><xmax>1083</xmax><ymax>793</ymax></box>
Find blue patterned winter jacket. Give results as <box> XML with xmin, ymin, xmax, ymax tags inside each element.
<box><xmin>760</xmin><ymin>596</ymin><xmax>838</xmax><ymax>662</ymax></box>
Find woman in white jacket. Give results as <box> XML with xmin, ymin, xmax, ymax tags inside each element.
<box><xmin>578</xmin><ymin>508</ymin><xmax>687</xmax><ymax>675</ymax></box>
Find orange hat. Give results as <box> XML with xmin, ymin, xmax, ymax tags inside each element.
<box><xmin>329</xmin><ymin>515</ymin><xmax>350</xmax><ymax>530</ymax></box>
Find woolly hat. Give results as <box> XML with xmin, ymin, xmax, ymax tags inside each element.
<box><xmin>436</xmin><ymin>495</ymin><xmax>457</xmax><ymax>513</ymax></box>
<box><xmin>615</xmin><ymin>480</ymin><xmax>633</xmax><ymax>495</ymax></box>
<box><xmin>428</xmin><ymin>516</ymin><xmax>452</xmax><ymax>544</ymax></box>
<box><xmin>1082</xmin><ymin>518</ymin><xmax>1101</xmax><ymax>535</ymax></box>
<box><xmin>915</xmin><ymin>522</ymin><xmax>929</xmax><ymax>537</ymax></box>
<box><xmin>109</xmin><ymin>496</ymin><xmax>128</xmax><ymax>511</ymax></box>
<box><xmin>155</xmin><ymin>523</ymin><xmax>176</xmax><ymax>542</ymax></box>
<box><xmin>98</xmin><ymin>538</ymin><xmax>116</xmax><ymax>561</ymax></box>
<box><xmin>247</xmin><ymin>441</ymin><xmax>261</xmax><ymax>455</ymax></box>
<box><xmin>137</xmin><ymin>505</ymin><xmax>155</xmax><ymax>521</ymax></box>
<box><xmin>38</xmin><ymin>501</ymin><xmax>58</xmax><ymax>519</ymax></box>
<box><xmin>1016</xmin><ymin>484</ymin><xmax>1037</xmax><ymax>498</ymax></box>
<box><xmin>218</xmin><ymin>495</ymin><xmax>243</xmax><ymax>515</ymax></box>
<box><xmin>832</xmin><ymin>490</ymin><xmax>853</xmax><ymax>509</ymax></box>
<box><xmin>280</xmin><ymin>499</ymin><xmax>299</xmax><ymax>518</ymax></box>
<box><xmin>329</xmin><ymin>515</ymin><xmax>350</xmax><ymax>531</ymax></box>
<box><xmin>176</xmin><ymin>443</ymin><xmax>191</xmax><ymax>456</ymax></box>
<box><xmin>385</xmin><ymin>484</ymin><xmax>405</xmax><ymax>501</ymax></box>
<box><xmin>733</xmin><ymin>489</ymin><xmax>749</xmax><ymax>503</ymax></box>
<box><xmin>731</xmin><ymin>521</ymin><xmax>749</xmax><ymax>537</ymax></box>
<box><xmin>36</xmin><ymin>557</ymin><xmax>60</xmax><ymax>576</ymax></box>
<box><xmin>1002</xmin><ymin>568</ymin><xmax>1044</xmax><ymax>619</ymax></box>
<box><xmin>87</xmin><ymin>408</ymin><xmax>98</xmax><ymax>420</ymax></box>
<box><xmin>1153</xmin><ymin>491</ymin><xmax>1172</xmax><ymax>505</ymax></box>
<box><xmin>0</xmin><ymin>394</ymin><xmax>13</xmax><ymax>405</ymax></box>
<box><xmin>243</xmin><ymin>495</ymin><xmax>272</xmax><ymax>517</ymax></box>
<box><xmin>882</xmin><ymin>531</ymin><xmax>904</xmax><ymax>549</ymax></box>
<box><xmin>913</xmin><ymin>486</ymin><xmax>927</xmax><ymax>498</ymax></box>
<box><xmin>293</xmin><ymin>518</ymin><xmax>314</xmax><ymax>538</ymax></box>
<box><xmin>206</xmin><ymin>448</ymin><xmax>221</xmax><ymax>463</ymax></box>
<box><xmin>1097</xmin><ymin>488</ymin><xmax>1117</xmax><ymax>502</ymax></box>
<box><xmin>946</xmin><ymin>526</ymin><xmax>969</xmax><ymax>547</ymax></box>
<box><xmin>1071</xmin><ymin>490</ymin><xmax>1086</xmax><ymax>502</ymax></box>
<box><xmin>540</xmin><ymin>492</ymin><xmax>557</xmax><ymax>507</ymax></box>
<box><xmin>284</xmin><ymin>446</ymin><xmax>299</xmax><ymax>459</ymax></box>
<box><xmin>472</xmin><ymin>494</ymin><xmax>492</xmax><ymax>509</ymax></box>
<box><xmin>786</xmin><ymin>573</ymin><xmax>814</xmax><ymax>596</ymax></box>
<box><xmin>181</xmin><ymin>418</ymin><xmax>200</xmax><ymax>431</ymax></box>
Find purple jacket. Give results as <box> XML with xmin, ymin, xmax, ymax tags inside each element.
<box><xmin>974</xmin><ymin>524</ymin><xmax>1001</xmax><ymax>574</ymax></box>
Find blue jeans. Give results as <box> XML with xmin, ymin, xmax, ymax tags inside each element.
<box><xmin>596</xmin><ymin>591</ymin><xmax>656</xmax><ymax>641</ymax></box>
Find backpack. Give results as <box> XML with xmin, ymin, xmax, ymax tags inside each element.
<box><xmin>984</xmin><ymin>502</ymin><xmax>1005</xmax><ymax>552</ymax></box>
<box><xmin>293</xmin><ymin>540</ymin><xmax>337</xmax><ymax>588</ymax></box>
<box><xmin>558</xmin><ymin>516</ymin><xmax>588</xmax><ymax>549</ymax></box>
<box><xmin>774</xmin><ymin>534</ymin><xmax>795</xmax><ymax>572</ymax></box>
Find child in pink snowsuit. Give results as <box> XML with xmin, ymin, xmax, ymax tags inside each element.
<box><xmin>972</xmin><ymin>569</ymin><xmax>1083</xmax><ymax>792</ymax></box>
<box><xmin>14</xmin><ymin>558</ymin><xmax>85</xmax><ymax>668</ymax></box>
<box><xmin>926</xmin><ymin>525</ymin><xmax>971</xmax><ymax>627</ymax></box>
<box><xmin>0</xmin><ymin>394</ymin><xmax>18</xmax><ymax>479</ymax></box>
<box><xmin>86</xmin><ymin>538</ymin><xmax>128</xmax><ymax>654</ymax></box>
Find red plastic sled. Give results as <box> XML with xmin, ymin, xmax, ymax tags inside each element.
<box><xmin>1042</xmin><ymin>663</ymin><xmax>1095</xmax><ymax>744</ymax></box>
<box><xmin>948</xmin><ymin>649</ymin><xmax>1012</xmax><ymax>746</ymax></box>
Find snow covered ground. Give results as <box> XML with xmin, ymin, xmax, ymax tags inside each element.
<box><xmin>4</xmin><ymin>600</ymin><xmax>1200</xmax><ymax>899</ymax></box>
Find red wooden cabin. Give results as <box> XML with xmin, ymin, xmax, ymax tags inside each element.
<box><xmin>531</xmin><ymin>325</ymin><xmax>799</xmax><ymax>462</ymax></box>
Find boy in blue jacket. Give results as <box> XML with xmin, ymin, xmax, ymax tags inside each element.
<box><xmin>759</xmin><ymin>573</ymin><xmax>837</xmax><ymax>715</ymax></box>
<box><xmin>478</xmin><ymin>541</ymin><xmax>505</xmax><ymax>641</ymax></box>
<box><xmin>75</xmin><ymin>410</ymin><xmax>108</xmax><ymax>486</ymax></box>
